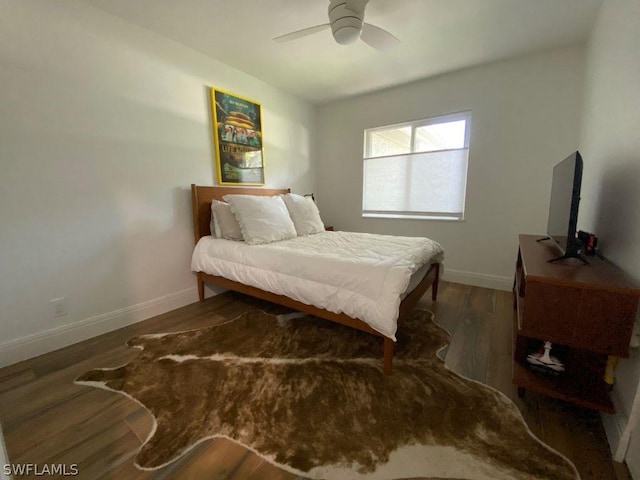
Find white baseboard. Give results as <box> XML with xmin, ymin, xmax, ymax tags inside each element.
<box><xmin>602</xmin><ymin>400</ymin><xmax>628</xmax><ymax>462</ymax></box>
<box><xmin>601</xmin><ymin>385</ymin><xmax>640</xmax><ymax>467</ymax></box>
<box><xmin>0</xmin><ymin>287</ymin><xmax>199</xmax><ymax>368</ymax></box>
<box><xmin>0</xmin><ymin>269</ymin><xmax>510</xmax><ymax>368</ymax></box>
<box><xmin>442</xmin><ymin>268</ymin><xmax>513</xmax><ymax>291</ymax></box>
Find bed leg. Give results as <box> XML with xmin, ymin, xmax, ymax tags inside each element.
<box><xmin>197</xmin><ymin>276</ymin><xmax>205</xmax><ymax>303</ymax></box>
<box><xmin>431</xmin><ymin>263</ymin><xmax>440</xmax><ymax>302</ymax></box>
<box><xmin>383</xmin><ymin>337</ymin><xmax>394</xmax><ymax>375</ymax></box>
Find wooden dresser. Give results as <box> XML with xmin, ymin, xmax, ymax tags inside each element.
<box><xmin>513</xmin><ymin>234</ymin><xmax>640</xmax><ymax>412</ymax></box>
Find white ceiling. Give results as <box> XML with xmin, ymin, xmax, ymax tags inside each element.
<box><xmin>80</xmin><ymin>0</ymin><xmax>603</xmax><ymax>104</ymax></box>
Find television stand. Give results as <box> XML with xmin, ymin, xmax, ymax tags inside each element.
<box><xmin>535</xmin><ymin>236</ymin><xmax>588</xmax><ymax>264</ymax></box>
<box><xmin>547</xmin><ymin>250</ymin><xmax>588</xmax><ymax>265</ymax></box>
<box><xmin>513</xmin><ymin>234</ymin><xmax>640</xmax><ymax>412</ymax></box>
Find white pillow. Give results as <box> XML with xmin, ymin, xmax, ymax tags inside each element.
<box><xmin>282</xmin><ymin>193</ymin><xmax>325</xmax><ymax>236</ymax></box>
<box><xmin>209</xmin><ymin>202</ymin><xmax>221</xmax><ymax>238</ymax></box>
<box><xmin>212</xmin><ymin>216</ymin><xmax>222</xmax><ymax>238</ymax></box>
<box><xmin>223</xmin><ymin>194</ymin><xmax>297</xmax><ymax>245</ymax></box>
<box><xmin>210</xmin><ymin>200</ymin><xmax>244</xmax><ymax>241</ymax></box>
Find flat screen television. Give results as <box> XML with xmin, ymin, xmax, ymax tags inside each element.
<box><xmin>543</xmin><ymin>151</ymin><xmax>586</xmax><ymax>263</ymax></box>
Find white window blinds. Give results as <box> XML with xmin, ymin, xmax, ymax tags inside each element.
<box><xmin>362</xmin><ymin>111</ymin><xmax>471</xmax><ymax>220</ymax></box>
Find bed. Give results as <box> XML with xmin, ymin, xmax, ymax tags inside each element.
<box><xmin>190</xmin><ymin>184</ymin><xmax>442</xmax><ymax>374</ymax></box>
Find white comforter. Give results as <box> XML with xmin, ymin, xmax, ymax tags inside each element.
<box><xmin>191</xmin><ymin>231</ymin><xmax>444</xmax><ymax>340</ymax></box>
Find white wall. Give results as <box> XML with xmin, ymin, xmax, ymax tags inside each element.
<box><xmin>316</xmin><ymin>47</ymin><xmax>586</xmax><ymax>290</ymax></box>
<box><xmin>578</xmin><ymin>0</ymin><xmax>640</xmax><ymax>474</ymax></box>
<box><xmin>0</xmin><ymin>0</ymin><xmax>315</xmax><ymax>366</ymax></box>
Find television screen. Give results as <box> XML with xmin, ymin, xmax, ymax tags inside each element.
<box><xmin>546</xmin><ymin>151</ymin><xmax>583</xmax><ymax>257</ymax></box>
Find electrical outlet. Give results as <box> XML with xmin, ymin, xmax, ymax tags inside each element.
<box><xmin>51</xmin><ymin>298</ymin><xmax>68</xmax><ymax>319</ymax></box>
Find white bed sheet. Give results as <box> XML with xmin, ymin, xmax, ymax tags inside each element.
<box><xmin>191</xmin><ymin>231</ymin><xmax>444</xmax><ymax>340</ymax></box>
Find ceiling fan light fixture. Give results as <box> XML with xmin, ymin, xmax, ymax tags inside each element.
<box><xmin>333</xmin><ymin>25</ymin><xmax>361</xmax><ymax>45</ymax></box>
<box><xmin>331</xmin><ymin>20</ymin><xmax>362</xmax><ymax>44</ymax></box>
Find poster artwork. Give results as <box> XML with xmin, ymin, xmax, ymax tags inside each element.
<box><xmin>211</xmin><ymin>88</ymin><xmax>265</xmax><ymax>185</ymax></box>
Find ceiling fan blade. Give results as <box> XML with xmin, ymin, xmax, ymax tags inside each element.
<box><xmin>273</xmin><ymin>23</ymin><xmax>331</xmax><ymax>43</ymax></box>
<box><xmin>360</xmin><ymin>22</ymin><xmax>399</xmax><ymax>51</ymax></box>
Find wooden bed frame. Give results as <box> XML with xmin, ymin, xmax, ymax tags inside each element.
<box><xmin>191</xmin><ymin>184</ymin><xmax>440</xmax><ymax>374</ymax></box>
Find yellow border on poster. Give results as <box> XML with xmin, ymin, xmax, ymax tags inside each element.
<box><xmin>210</xmin><ymin>87</ymin><xmax>266</xmax><ymax>186</ymax></box>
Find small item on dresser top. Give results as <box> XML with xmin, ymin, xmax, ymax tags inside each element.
<box><xmin>578</xmin><ymin>230</ymin><xmax>598</xmax><ymax>255</ymax></box>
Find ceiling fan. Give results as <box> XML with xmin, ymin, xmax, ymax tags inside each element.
<box><xmin>273</xmin><ymin>0</ymin><xmax>399</xmax><ymax>50</ymax></box>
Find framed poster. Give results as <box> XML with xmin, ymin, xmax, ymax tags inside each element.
<box><xmin>211</xmin><ymin>88</ymin><xmax>265</xmax><ymax>185</ymax></box>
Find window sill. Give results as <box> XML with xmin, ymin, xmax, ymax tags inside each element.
<box><xmin>362</xmin><ymin>213</ymin><xmax>465</xmax><ymax>221</ymax></box>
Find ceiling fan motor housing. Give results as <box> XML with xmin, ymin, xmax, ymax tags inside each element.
<box><xmin>328</xmin><ymin>0</ymin><xmax>365</xmax><ymax>45</ymax></box>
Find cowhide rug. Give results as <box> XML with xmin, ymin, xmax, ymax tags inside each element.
<box><xmin>76</xmin><ymin>309</ymin><xmax>579</xmax><ymax>480</ymax></box>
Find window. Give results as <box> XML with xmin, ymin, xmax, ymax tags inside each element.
<box><xmin>362</xmin><ymin>111</ymin><xmax>471</xmax><ymax>221</ymax></box>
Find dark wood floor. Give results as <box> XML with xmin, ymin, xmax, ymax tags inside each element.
<box><xmin>0</xmin><ymin>281</ymin><xmax>631</xmax><ymax>479</ymax></box>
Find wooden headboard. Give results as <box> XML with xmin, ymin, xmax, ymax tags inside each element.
<box><xmin>191</xmin><ymin>184</ymin><xmax>291</xmax><ymax>244</ymax></box>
